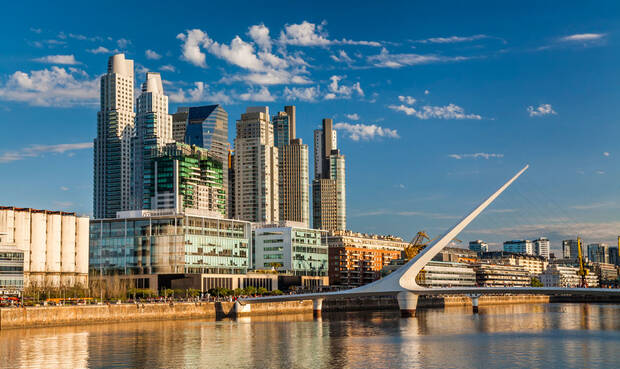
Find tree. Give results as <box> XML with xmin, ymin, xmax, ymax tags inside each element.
<box><xmin>531</xmin><ymin>277</ymin><xmax>543</xmax><ymax>287</ymax></box>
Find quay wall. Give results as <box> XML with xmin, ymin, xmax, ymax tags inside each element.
<box><xmin>0</xmin><ymin>295</ymin><xmax>553</xmax><ymax>329</ymax></box>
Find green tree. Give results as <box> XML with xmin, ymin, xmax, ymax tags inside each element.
<box><xmin>531</xmin><ymin>277</ymin><xmax>543</xmax><ymax>287</ymax></box>
<box><xmin>257</xmin><ymin>287</ymin><xmax>268</xmax><ymax>295</ymax></box>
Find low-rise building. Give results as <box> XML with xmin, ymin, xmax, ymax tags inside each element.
<box><xmin>474</xmin><ymin>263</ymin><xmax>530</xmax><ymax>287</ymax></box>
<box><xmin>253</xmin><ymin>223</ymin><xmax>328</xmax><ymax>277</ymax></box>
<box><xmin>540</xmin><ymin>264</ymin><xmax>599</xmax><ymax>287</ymax></box>
<box><xmin>481</xmin><ymin>251</ymin><xmax>548</xmax><ymax>276</ymax></box>
<box><xmin>433</xmin><ymin>247</ymin><xmax>479</xmax><ymax>263</ymax></box>
<box><xmin>326</xmin><ymin>230</ymin><xmax>407</xmax><ymax>287</ymax></box>
<box><xmin>415</xmin><ymin>261</ymin><xmax>476</xmax><ymax>288</ymax></box>
<box><xmin>0</xmin><ymin>206</ymin><xmax>89</xmax><ymax>289</ymax></box>
<box><xmin>503</xmin><ymin>240</ymin><xmax>534</xmax><ymax>255</ymax></box>
<box><xmin>468</xmin><ymin>240</ymin><xmax>488</xmax><ymax>253</ymax></box>
<box><xmin>590</xmin><ymin>262</ymin><xmax>618</xmax><ymax>282</ymax></box>
<box><xmin>0</xmin><ymin>246</ymin><xmax>24</xmax><ymax>295</ymax></box>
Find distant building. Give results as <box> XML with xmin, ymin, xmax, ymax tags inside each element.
<box><xmin>469</xmin><ymin>240</ymin><xmax>489</xmax><ymax>253</ymax></box>
<box><xmin>540</xmin><ymin>264</ymin><xmax>599</xmax><ymax>287</ymax></box>
<box><xmin>590</xmin><ymin>262</ymin><xmax>618</xmax><ymax>282</ymax></box>
<box><xmin>609</xmin><ymin>247</ymin><xmax>619</xmax><ymax>266</ymax></box>
<box><xmin>562</xmin><ymin>239</ymin><xmax>581</xmax><ymax>261</ymax></box>
<box><xmin>481</xmin><ymin>251</ymin><xmax>548</xmax><ymax>276</ymax></box>
<box><xmin>415</xmin><ymin>261</ymin><xmax>476</xmax><ymax>288</ymax></box>
<box><xmin>474</xmin><ymin>263</ymin><xmax>530</xmax><ymax>287</ymax></box>
<box><xmin>253</xmin><ymin>224</ymin><xmax>328</xmax><ymax>277</ymax></box>
<box><xmin>0</xmin><ymin>245</ymin><xmax>24</xmax><ymax>296</ymax></box>
<box><xmin>0</xmin><ymin>207</ymin><xmax>89</xmax><ymax>289</ymax></box>
<box><xmin>587</xmin><ymin>243</ymin><xmax>609</xmax><ymax>263</ymax></box>
<box><xmin>433</xmin><ymin>247</ymin><xmax>479</xmax><ymax>263</ymax></box>
<box><xmin>326</xmin><ymin>230</ymin><xmax>407</xmax><ymax>287</ymax></box>
<box><xmin>533</xmin><ymin>237</ymin><xmax>550</xmax><ymax>259</ymax></box>
<box><xmin>503</xmin><ymin>240</ymin><xmax>534</xmax><ymax>255</ymax></box>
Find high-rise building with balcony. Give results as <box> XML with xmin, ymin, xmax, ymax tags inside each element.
<box><xmin>131</xmin><ymin>72</ymin><xmax>173</xmax><ymax>210</ymax></box>
<box><xmin>533</xmin><ymin>237</ymin><xmax>550</xmax><ymax>259</ymax></box>
<box><xmin>234</xmin><ymin>107</ymin><xmax>279</xmax><ymax>223</ymax></box>
<box><xmin>312</xmin><ymin>118</ymin><xmax>346</xmax><ymax>231</ymax></box>
<box><xmin>94</xmin><ymin>53</ymin><xmax>135</xmax><ymax>219</ymax></box>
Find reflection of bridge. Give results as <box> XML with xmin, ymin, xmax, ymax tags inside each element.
<box><xmin>239</xmin><ymin>165</ymin><xmax>620</xmax><ymax>316</ymax></box>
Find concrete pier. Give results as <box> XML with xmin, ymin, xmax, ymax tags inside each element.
<box><xmin>313</xmin><ymin>298</ymin><xmax>323</xmax><ymax>317</ymax></box>
<box><xmin>469</xmin><ymin>294</ymin><xmax>481</xmax><ymax>313</ymax></box>
<box><xmin>396</xmin><ymin>292</ymin><xmax>419</xmax><ymax>317</ymax></box>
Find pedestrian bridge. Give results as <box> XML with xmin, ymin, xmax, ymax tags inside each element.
<box><xmin>239</xmin><ymin>165</ymin><xmax>620</xmax><ymax>316</ymax></box>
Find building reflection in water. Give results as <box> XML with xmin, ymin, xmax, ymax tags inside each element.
<box><xmin>1</xmin><ymin>303</ymin><xmax>620</xmax><ymax>368</ymax></box>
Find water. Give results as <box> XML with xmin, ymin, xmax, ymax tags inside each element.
<box><xmin>1</xmin><ymin>303</ymin><xmax>620</xmax><ymax>368</ymax></box>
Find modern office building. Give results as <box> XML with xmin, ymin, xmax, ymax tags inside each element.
<box><xmin>172</xmin><ymin>107</ymin><xmax>189</xmax><ymax>143</ymax></box>
<box><xmin>94</xmin><ymin>53</ymin><xmax>136</xmax><ymax>219</ymax></box>
<box><xmin>503</xmin><ymin>239</ymin><xmax>534</xmax><ymax>255</ymax></box>
<box><xmin>234</xmin><ymin>107</ymin><xmax>279</xmax><ymax>223</ymax></box>
<box><xmin>89</xmin><ymin>209</ymin><xmax>281</xmax><ymax>292</ymax></box>
<box><xmin>144</xmin><ymin>142</ymin><xmax>226</xmax><ymax>216</ymax></box>
<box><xmin>131</xmin><ymin>72</ymin><xmax>174</xmax><ymax>210</ymax></box>
<box><xmin>533</xmin><ymin>237</ymin><xmax>550</xmax><ymax>259</ymax></box>
<box><xmin>0</xmin><ymin>245</ymin><xmax>24</xmax><ymax>295</ymax></box>
<box><xmin>540</xmin><ymin>264</ymin><xmax>599</xmax><ymax>287</ymax></box>
<box><xmin>468</xmin><ymin>240</ymin><xmax>489</xmax><ymax>253</ymax></box>
<box><xmin>326</xmin><ymin>230</ymin><xmax>407</xmax><ymax>287</ymax></box>
<box><xmin>415</xmin><ymin>261</ymin><xmax>476</xmax><ymax>288</ymax></box>
<box><xmin>0</xmin><ymin>207</ymin><xmax>89</xmax><ymax>288</ymax></box>
<box><xmin>185</xmin><ymin>105</ymin><xmax>230</xmax><ymax>216</ymax></box>
<box><xmin>253</xmin><ymin>224</ymin><xmax>328</xmax><ymax>276</ymax></box>
<box><xmin>590</xmin><ymin>262</ymin><xmax>618</xmax><ymax>282</ymax></box>
<box><xmin>481</xmin><ymin>251</ymin><xmax>548</xmax><ymax>276</ymax></box>
<box><xmin>562</xmin><ymin>239</ymin><xmax>580</xmax><ymax>261</ymax></box>
<box><xmin>474</xmin><ymin>263</ymin><xmax>530</xmax><ymax>287</ymax></box>
<box><xmin>587</xmin><ymin>243</ymin><xmax>610</xmax><ymax>263</ymax></box>
<box><xmin>312</xmin><ymin>118</ymin><xmax>346</xmax><ymax>231</ymax></box>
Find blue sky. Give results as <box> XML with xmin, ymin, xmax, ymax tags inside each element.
<box><xmin>1</xmin><ymin>0</ymin><xmax>620</xmax><ymax>252</ymax></box>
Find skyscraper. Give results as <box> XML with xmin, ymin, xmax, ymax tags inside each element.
<box><xmin>185</xmin><ymin>105</ymin><xmax>230</xmax><ymax>215</ymax></box>
<box><xmin>234</xmin><ymin>107</ymin><xmax>279</xmax><ymax>223</ymax></box>
<box><xmin>172</xmin><ymin>107</ymin><xmax>189</xmax><ymax>143</ymax></box>
<box><xmin>533</xmin><ymin>237</ymin><xmax>550</xmax><ymax>259</ymax></box>
<box><xmin>94</xmin><ymin>54</ymin><xmax>135</xmax><ymax>219</ymax></box>
<box><xmin>312</xmin><ymin>118</ymin><xmax>346</xmax><ymax>231</ymax></box>
<box><xmin>131</xmin><ymin>72</ymin><xmax>173</xmax><ymax>210</ymax></box>
<box><xmin>273</xmin><ymin>106</ymin><xmax>309</xmax><ymax>226</ymax></box>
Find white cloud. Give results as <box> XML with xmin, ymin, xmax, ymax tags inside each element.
<box><xmin>117</xmin><ymin>38</ymin><xmax>131</xmax><ymax>49</ymax></box>
<box><xmin>0</xmin><ymin>142</ymin><xmax>93</xmax><ymax>163</ymax></box>
<box><xmin>0</xmin><ymin>67</ymin><xmax>98</xmax><ymax>107</ymax></box>
<box><xmin>279</xmin><ymin>21</ymin><xmax>331</xmax><ymax>46</ymax></box>
<box><xmin>561</xmin><ymin>33</ymin><xmax>606</xmax><ymax>42</ymax></box>
<box><xmin>424</xmin><ymin>90</ymin><xmax>430</xmax><ymax>95</ymax></box>
<box><xmin>345</xmin><ymin>113</ymin><xmax>360</xmax><ymax>120</ymax></box>
<box><xmin>324</xmin><ymin>75</ymin><xmax>363</xmax><ymax>100</ymax></box>
<box><xmin>208</xmin><ymin>36</ymin><xmax>267</xmax><ymax>71</ymax></box>
<box><xmin>448</xmin><ymin>153</ymin><xmax>503</xmax><ymax>160</ymax></box>
<box><xmin>248</xmin><ymin>24</ymin><xmax>272</xmax><ymax>51</ymax></box>
<box><xmin>30</xmin><ymin>27</ymin><xmax>42</xmax><ymax>34</ymax></box>
<box><xmin>417</xmin><ymin>34</ymin><xmax>489</xmax><ymax>43</ymax></box>
<box><xmin>390</xmin><ymin>96</ymin><xmax>482</xmax><ymax>120</ymax></box>
<box><xmin>527</xmin><ymin>103</ymin><xmax>556</xmax><ymax>117</ymax></box>
<box><xmin>331</xmin><ymin>50</ymin><xmax>353</xmax><ymax>63</ymax></box>
<box><xmin>596</xmin><ymin>170</ymin><xmax>605</xmax><ymax>175</ymax></box>
<box><xmin>159</xmin><ymin>65</ymin><xmax>176</xmax><ymax>72</ymax></box>
<box><xmin>334</xmin><ymin>122</ymin><xmax>399</xmax><ymax>141</ymax></box>
<box><xmin>60</xmin><ymin>186</ymin><xmax>69</xmax><ymax>191</ymax></box>
<box><xmin>88</xmin><ymin>46</ymin><xmax>111</xmax><ymax>54</ymax></box>
<box><xmin>32</xmin><ymin>54</ymin><xmax>80</xmax><ymax>65</ymax></box>
<box><xmin>145</xmin><ymin>49</ymin><xmax>162</xmax><ymax>60</ymax></box>
<box><xmin>176</xmin><ymin>29</ymin><xmax>211</xmax><ymax>67</ymax></box>
<box><xmin>238</xmin><ymin>86</ymin><xmax>275</xmax><ymax>102</ymax></box>
<box><xmin>368</xmin><ymin>48</ymin><xmax>469</xmax><ymax>68</ymax></box>
<box><xmin>168</xmin><ymin>81</ymin><xmax>232</xmax><ymax>104</ymax></box>
<box><xmin>283</xmin><ymin>86</ymin><xmax>319</xmax><ymax>102</ymax></box>
<box><xmin>603</xmin><ymin>152</ymin><xmax>610</xmax><ymax>157</ymax></box>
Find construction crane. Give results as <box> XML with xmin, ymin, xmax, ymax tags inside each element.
<box><xmin>403</xmin><ymin>231</ymin><xmax>462</xmax><ymax>261</ymax></box>
<box><xmin>577</xmin><ymin>237</ymin><xmax>589</xmax><ymax>288</ymax></box>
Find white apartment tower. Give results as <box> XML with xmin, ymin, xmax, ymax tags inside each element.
<box><xmin>132</xmin><ymin>72</ymin><xmax>173</xmax><ymax>209</ymax></box>
<box><xmin>234</xmin><ymin>107</ymin><xmax>279</xmax><ymax>223</ymax></box>
<box><xmin>94</xmin><ymin>54</ymin><xmax>136</xmax><ymax>219</ymax></box>
<box><xmin>313</xmin><ymin>127</ymin><xmax>337</xmax><ymax>179</ymax></box>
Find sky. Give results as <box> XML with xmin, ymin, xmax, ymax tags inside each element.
<box><xmin>1</xmin><ymin>0</ymin><xmax>620</xmax><ymax>253</ymax></box>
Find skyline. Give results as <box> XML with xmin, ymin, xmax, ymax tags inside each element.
<box><xmin>2</xmin><ymin>1</ymin><xmax>620</xmax><ymax>252</ymax></box>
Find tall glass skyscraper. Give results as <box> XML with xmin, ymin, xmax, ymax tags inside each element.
<box><xmin>94</xmin><ymin>54</ymin><xmax>135</xmax><ymax>219</ymax></box>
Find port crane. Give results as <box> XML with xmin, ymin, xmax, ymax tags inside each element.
<box><xmin>576</xmin><ymin>237</ymin><xmax>589</xmax><ymax>288</ymax></box>
<box><xmin>403</xmin><ymin>231</ymin><xmax>461</xmax><ymax>261</ymax></box>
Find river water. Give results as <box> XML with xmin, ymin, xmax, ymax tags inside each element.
<box><xmin>1</xmin><ymin>303</ymin><xmax>619</xmax><ymax>368</ymax></box>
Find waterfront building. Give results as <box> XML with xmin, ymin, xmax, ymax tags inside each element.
<box><xmin>540</xmin><ymin>264</ymin><xmax>599</xmax><ymax>287</ymax></box>
<box><xmin>131</xmin><ymin>72</ymin><xmax>173</xmax><ymax>210</ymax></box>
<box><xmin>590</xmin><ymin>262</ymin><xmax>618</xmax><ymax>282</ymax></box>
<box><xmin>144</xmin><ymin>142</ymin><xmax>226</xmax><ymax>216</ymax></box>
<box><xmin>414</xmin><ymin>261</ymin><xmax>476</xmax><ymax>288</ymax></box>
<box><xmin>473</xmin><ymin>263</ymin><xmax>530</xmax><ymax>287</ymax></box>
<box><xmin>468</xmin><ymin>240</ymin><xmax>488</xmax><ymax>253</ymax></box>
<box><xmin>94</xmin><ymin>53</ymin><xmax>136</xmax><ymax>219</ymax></box>
<box><xmin>273</xmin><ymin>106</ymin><xmax>309</xmax><ymax>226</ymax></box>
<box><xmin>326</xmin><ymin>230</ymin><xmax>407</xmax><ymax>287</ymax></box>
<box><xmin>185</xmin><ymin>105</ymin><xmax>230</xmax><ymax>216</ymax></box>
<box><xmin>0</xmin><ymin>207</ymin><xmax>89</xmax><ymax>288</ymax></box>
<box><xmin>503</xmin><ymin>239</ymin><xmax>534</xmax><ymax>255</ymax></box>
<box><xmin>172</xmin><ymin>107</ymin><xmax>189</xmax><ymax>143</ymax></box>
<box><xmin>253</xmin><ymin>224</ymin><xmax>328</xmax><ymax>276</ymax></box>
<box><xmin>433</xmin><ymin>247</ymin><xmax>479</xmax><ymax>263</ymax></box>
<box><xmin>533</xmin><ymin>237</ymin><xmax>550</xmax><ymax>259</ymax></box>
<box><xmin>587</xmin><ymin>243</ymin><xmax>609</xmax><ymax>263</ymax></box>
<box><xmin>89</xmin><ymin>209</ymin><xmax>281</xmax><ymax>292</ymax></box>
<box><xmin>234</xmin><ymin>107</ymin><xmax>279</xmax><ymax>223</ymax></box>
<box><xmin>0</xmin><ymin>245</ymin><xmax>24</xmax><ymax>295</ymax></box>
<box><xmin>480</xmin><ymin>251</ymin><xmax>548</xmax><ymax>276</ymax></box>
<box><xmin>312</xmin><ymin>118</ymin><xmax>346</xmax><ymax>231</ymax></box>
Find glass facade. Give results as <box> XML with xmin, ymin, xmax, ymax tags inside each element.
<box><xmin>90</xmin><ymin>214</ymin><xmax>251</xmax><ymax>276</ymax></box>
<box><xmin>0</xmin><ymin>249</ymin><xmax>24</xmax><ymax>292</ymax></box>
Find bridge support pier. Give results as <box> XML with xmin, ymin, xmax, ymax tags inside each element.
<box><xmin>397</xmin><ymin>292</ymin><xmax>419</xmax><ymax>317</ymax></box>
<box><xmin>468</xmin><ymin>294</ymin><xmax>481</xmax><ymax>314</ymax></box>
<box><xmin>313</xmin><ymin>298</ymin><xmax>324</xmax><ymax>317</ymax></box>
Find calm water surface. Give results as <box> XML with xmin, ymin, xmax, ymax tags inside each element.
<box><xmin>1</xmin><ymin>303</ymin><xmax>620</xmax><ymax>368</ymax></box>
